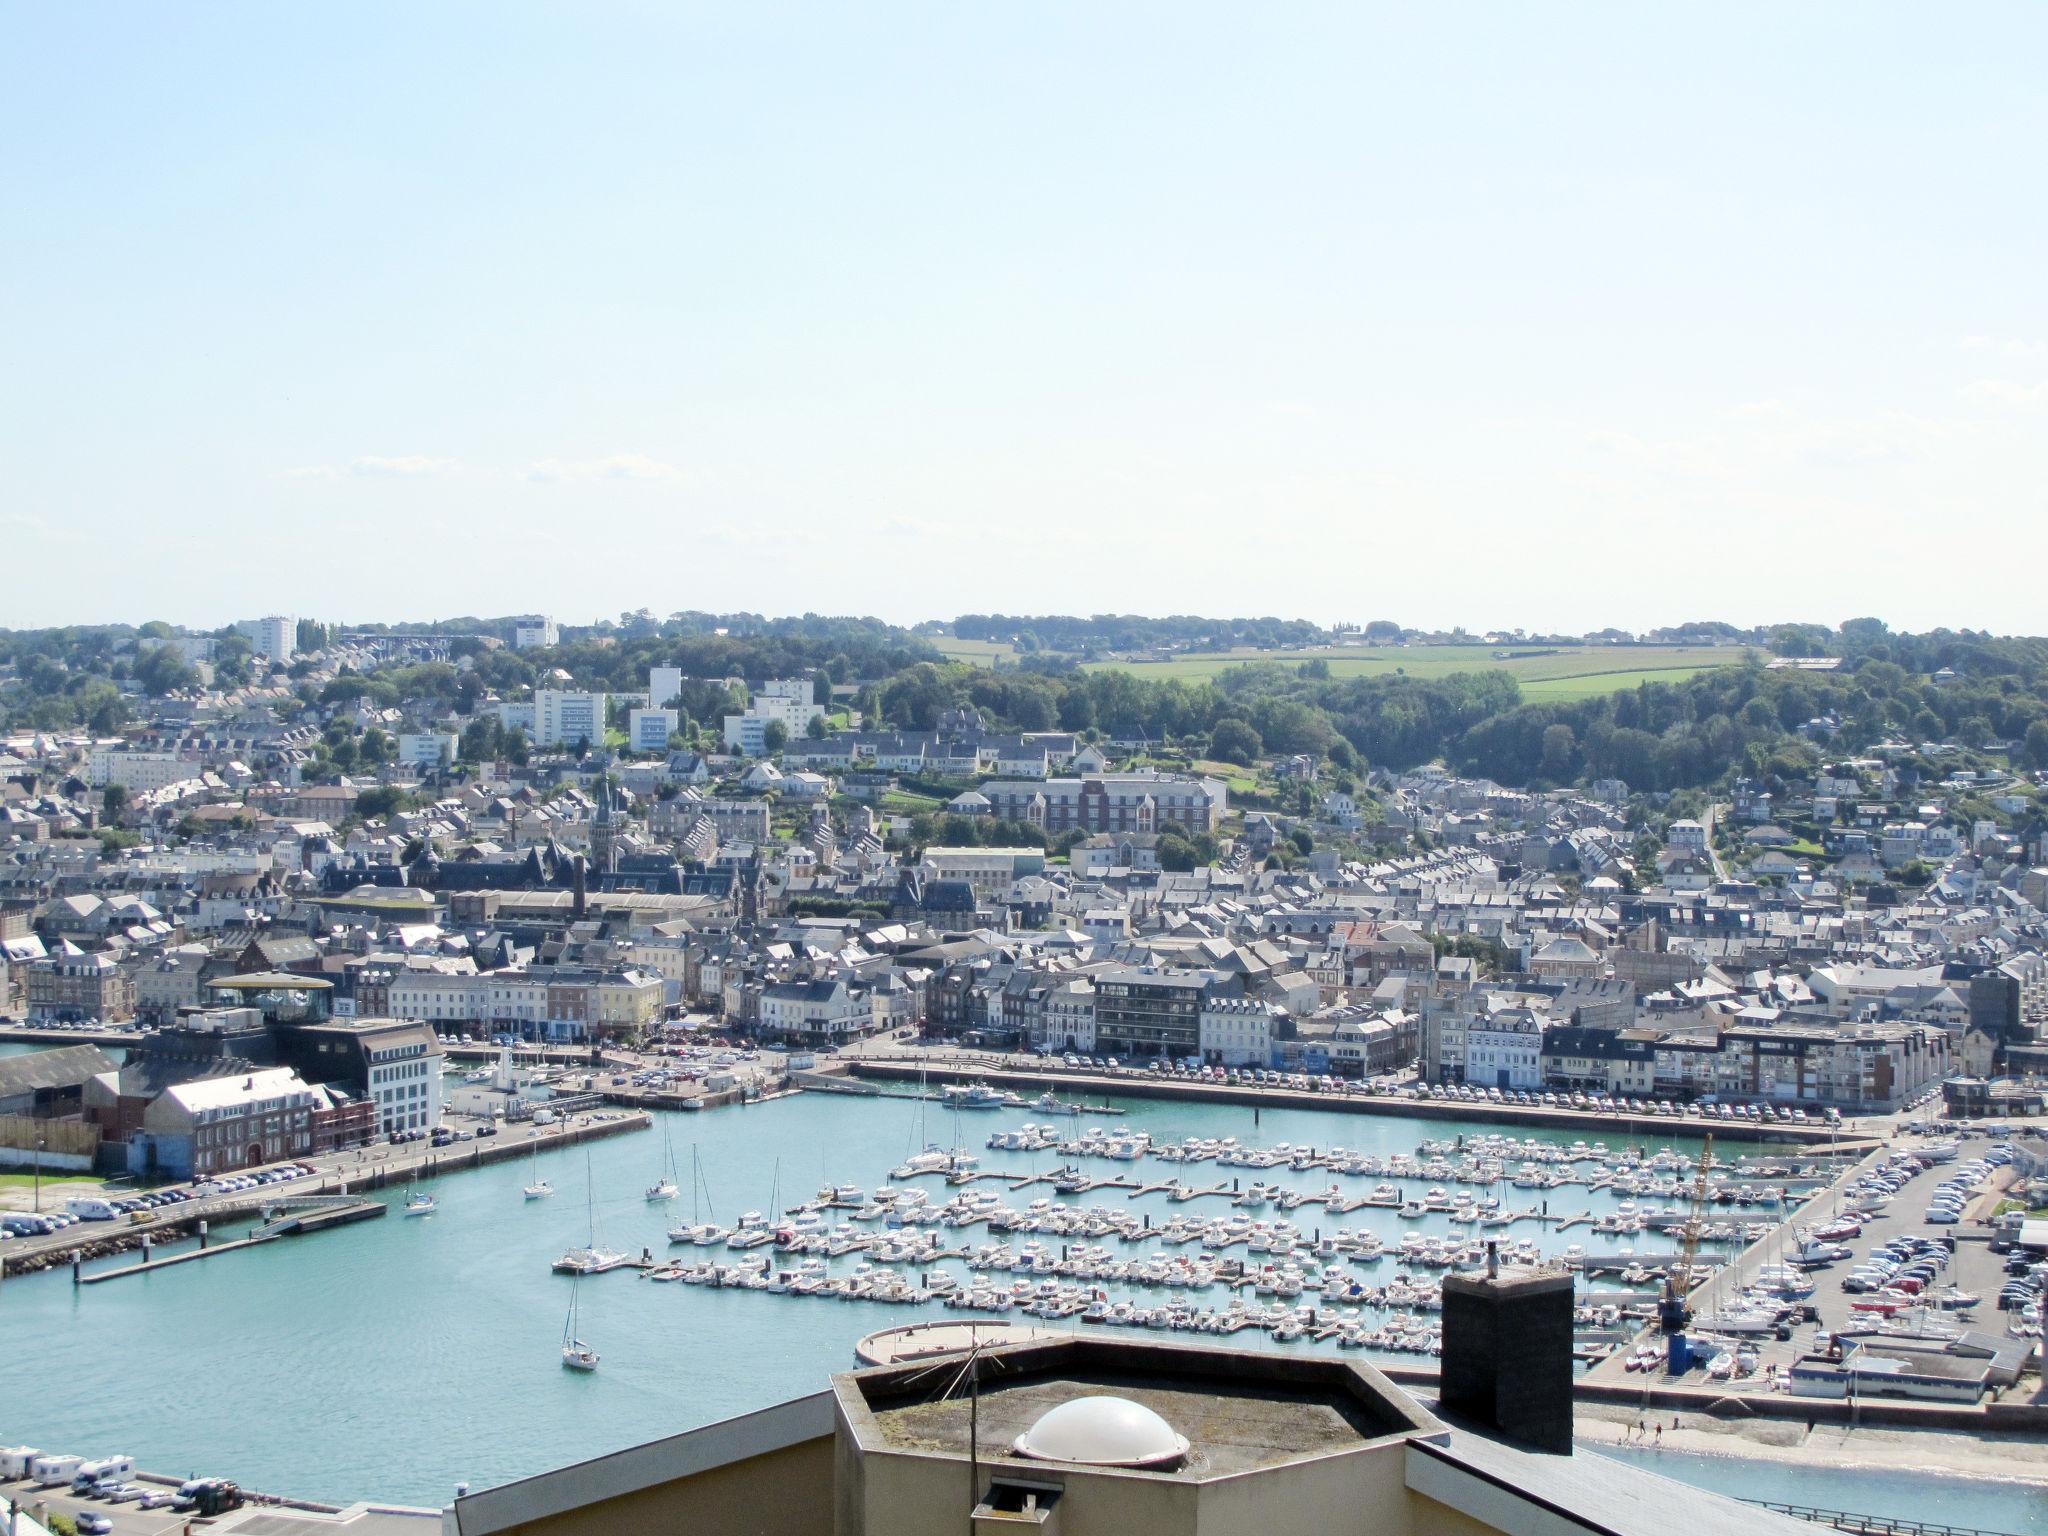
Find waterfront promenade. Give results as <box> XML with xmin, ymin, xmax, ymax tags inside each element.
<box><xmin>837</xmin><ymin>1052</ymin><xmax>1880</xmax><ymax>1148</ymax></box>
<box><xmin>0</xmin><ymin>1110</ymin><xmax>650</xmax><ymax>1277</ymax></box>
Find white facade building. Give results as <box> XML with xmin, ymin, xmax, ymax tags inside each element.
<box><xmin>513</xmin><ymin>616</ymin><xmax>558</xmax><ymax>650</ymax></box>
<box><xmin>87</xmin><ymin>749</ymin><xmax>196</xmax><ymax>793</ymax></box>
<box><xmin>649</xmin><ymin>666</ymin><xmax>686</xmax><ymax>710</ymax></box>
<box><xmin>630</xmin><ymin>708</ymin><xmax>679</xmax><ymax>753</ymax></box>
<box><xmin>723</xmin><ymin>681</ymin><xmax>823</xmax><ymax>754</ymax></box>
<box><xmin>1465</xmin><ymin>1006</ymin><xmax>1545</xmax><ymax>1090</ymax></box>
<box><xmin>1199</xmin><ymin>997</ymin><xmax>1278</xmax><ymax>1067</ymax></box>
<box><xmin>1038</xmin><ymin>978</ymin><xmax>1097</xmax><ymax>1053</ymax></box>
<box><xmin>367</xmin><ymin>1033</ymin><xmax>443</xmax><ymax>1134</ymax></box>
<box><xmin>236</xmin><ymin>616</ymin><xmax>296</xmax><ymax>662</ymax></box>
<box><xmin>501</xmin><ymin>690</ymin><xmax>609</xmax><ymax>749</ymax></box>
<box><xmin>396</xmin><ymin>732</ymin><xmax>457</xmax><ymax>769</ymax></box>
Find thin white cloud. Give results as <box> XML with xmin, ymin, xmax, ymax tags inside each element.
<box><xmin>285</xmin><ymin>455</ymin><xmax>459</xmax><ymax>480</ymax></box>
<box><xmin>1958</xmin><ymin>335</ymin><xmax>2042</xmax><ymax>359</ymax></box>
<box><xmin>524</xmin><ymin>453</ymin><xmax>685</xmax><ymax>485</ymax></box>
<box><xmin>1961</xmin><ymin>378</ymin><xmax>2047</xmax><ymax>408</ymax></box>
<box><xmin>350</xmin><ymin>454</ymin><xmax>458</xmax><ymax>478</ymax></box>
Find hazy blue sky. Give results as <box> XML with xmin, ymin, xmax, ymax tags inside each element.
<box><xmin>4</xmin><ymin>4</ymin><xmax>2043</xmax><ymax>634</ymax></box>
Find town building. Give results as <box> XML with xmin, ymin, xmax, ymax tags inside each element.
<box><xmin>1093</xmin><ymin>967</ymin><xmax>1216</xmax><ymax>1058</ymax></box>
<box><xmin>235</xmin><ymin>615</ymin><xmax>297</xmax><ymax>662</ymax></box>
<box><xmin>138</xmin><ymin>1066</ymin><xmax>319</xmax><ymax>1179</ymax></box>
<box><xmin>979</xmin><ymin>774</ymin><xmax>1227</xmax><ymax>835</ymax></box>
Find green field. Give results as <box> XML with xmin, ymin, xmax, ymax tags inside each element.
<box><xmin>1078</xmin><ymin>643</ymin><xmax>1737</xmax><ymax>697</ymax></box>
<box><xmin>1515</xmin><ymin>665</ymin><xmax>1730</xmax><ymax>702</ymax></box>
<box><xmin>931</xmin><ymin>637</ymin><xmax>1021</xmax><ymax>667</ymax></box>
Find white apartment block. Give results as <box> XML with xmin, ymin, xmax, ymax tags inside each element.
<box><xmin>724</xmin><ymin>713</ymin><xmax>773</xmax><ymax>756</ymax></box>
<box><xmin>649</xmin><ymin>666</ymin><xmax>686</xmax><ymax>710</ymax></box>
<box><xmin>396</xmin><ymin>732</ymin><xmax>457</xmax><ymax>768</ymax></box>
<box><xmin>513</xmin><ymin>616</ymin><xmax>559</xmax><ymax>650</ymax></box>
<box><xmin>368</xmin><ymin>1037</ymin><xmax>443</xmax><ymax>1134</ymax></box>
<box><xmin>723</xmin><ymin>681</ymin><xmax>823</xmax><ymax>754</ymax></box>
<box><xmin>630</xmin><ymin>708</ymin><xmax>679</xmax><ymax>753</ymax></box>
<box><xmin>87</xmin><ymin>749</ymin><xmax>198</xmax><ymax>793</ymax></box>
<box><xmin>236</xmin><ymin>615</ymin><xmax>296</xmax><ymax>662</ymax></box>
<box><xmin>495</xmin><ymin>690</ymin><xmax>609</xmax><ymax>749</ymax></box>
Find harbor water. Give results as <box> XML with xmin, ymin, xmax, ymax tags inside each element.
<box><xmin>1592</xmin><ymin>1445</ymin><xmax>2047</xmax><ymax>1536</ymax></box>
<box><xmin>0</xmin><ymin>1083</ymin><xmax>2017</xmax><ymax>1524</ymax></box>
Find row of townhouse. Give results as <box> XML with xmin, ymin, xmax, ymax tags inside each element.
<box><xmin>782</xmin><ymin>730</ymin><xmax>1095</xmax><ymax>778</ymax></box>
<box><xmin>384</xmin><ymin>963</ymin><xmax>664</xmax><ymax>1041</ymax></box>
<box><xmin>978</xmin><ymin>773</ymin><xmax>1228</xmax><ymax>835</ymax></box>
<box><xmin>1426</xmin><ymin>996</ymin><xmax>1949</xmax><ymax>1110</ymax></box>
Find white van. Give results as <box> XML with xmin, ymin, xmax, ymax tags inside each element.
<box><xmin>66</xmin><ymin>1197</ymin><xmax>120</xmax><ymax>1222</ymax></box>
<box><xmin>0</xmin><ymin>1446</ymin><xmax>43</xmax><ymax>1480</ymax></box>
<box><xmin>33</xmin><ymin>1454</ymin><xmax>84</xmax><ymax>1486</ymax></box>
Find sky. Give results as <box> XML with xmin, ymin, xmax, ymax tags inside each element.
<box><xmin>3</xmin><ymin>4</ymin><xmax>2044</xmax><ymax>636</ymax></box>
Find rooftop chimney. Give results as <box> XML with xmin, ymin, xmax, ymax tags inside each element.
<box><xmin>1439</xmin><ymin>1263</ymin><xmax>1575</xmax><ymax>1454</ymax></box>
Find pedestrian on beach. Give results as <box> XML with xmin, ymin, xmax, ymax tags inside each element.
<box><xmin>1654</xmin><ymin>1425</ymin><xmax>1662</xmax><ymax>1445</ymax></box>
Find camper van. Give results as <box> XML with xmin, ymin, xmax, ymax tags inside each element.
<box><xmin>0</xmin><ymin>1447</ymin><xmax>43</xmax><ymax>1480</ymax></box>
<box><xmin>65</xmin><ymin>1198</ymin><xmax>120</xmax><ymax>1222</ymax></box>
<box><xmin>72</xmin><ymin>1456</ymin><xmax>136</xmax><ymax>1490</ymax></box>
<box><xmin>33</xmin><ymin>1454</ymin><xmax>85</xmax><ymax>1486</ymax></box>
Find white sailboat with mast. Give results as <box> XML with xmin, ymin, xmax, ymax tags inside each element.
<box><xmin>524</xmin><ymin>1134</ymin><xmax>553</xmax><ymax>1200</ymax></box>
<box><xmin>645</xmin><ymin>1124</ymin><xmax>680</xmax><ymax>1201</ymax></box>
<box><xmin>553</xmin><ymin>1148</ymin><xmax>629</xmax><ymax>1274</ymax></box>
<box><xmin>560</xmin><ymin>1274</ymin><xmax>598</xmax><ymax>1372</ymax></box>
<box><xmin>667</xmin><ymin>1144</ymin><xmax>727</xmax><ymax>1245</ymax></box>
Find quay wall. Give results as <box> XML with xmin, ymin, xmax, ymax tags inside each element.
<box><xmin>841</xmin><ymin>1059</ymin><xmax>1871</xmax><ymax>1147</ymax></box>
<box><xmin>0</xmin><ymin>1113</ymin><xmax>650</xmax><ymax>1278</ymax></box>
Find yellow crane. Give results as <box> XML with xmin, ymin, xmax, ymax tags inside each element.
<box><xmin>1658</xmin><ymin>1131</ymin><xmax>1714</xmax><ymax>1335</ymax></box>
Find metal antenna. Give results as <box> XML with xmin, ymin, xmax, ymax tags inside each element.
<box><xmin>967</xmin><ymin>1339</ymin><xmax>982</xmax><ymax>1526</ymax></box>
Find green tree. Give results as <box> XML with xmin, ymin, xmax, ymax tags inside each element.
<box><xmin>1539</xmin><ymin>723</ymin><xmax>1577</xmax><ymax>781</ymax></box>
<box><xmin>2025</xmin><ymin>720</ymin><xmax>2048</xmax><ymax>772</ymax></box>
<box><xmin>102</xmin><ymin>783</ymin><xmax>128</xmax><ymax>818</ymax></box>
<box><xmin>763</xmin><ymin>719</ymin><xmax>790</xmax><ymax>755</ymax></box>
<box><xmin>1207</xmin><ymin>717</ymin><xmax>1262</xmax><ymax>765</ymax></box>
<box><xmin>133</xmin><ymin>642</ymin><xmax>197</xmax><ymax>695</ymax></box>
<box><xmin>356</xmin><ymin>785</ymin><xmax>410</xmax><ymax>819</ymax></box>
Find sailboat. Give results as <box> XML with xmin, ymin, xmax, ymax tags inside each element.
<box><xmin>524</xmin><ymin>1135</ymin><xmax>553</xmax><ymax>1200</ymax></box>
<box><xmin>645</xmin><ymin>1125</ymin><xmax>680</xmax><ymax>1202</ymax></box>
<box><xmin>403</xmin><ymin>1180</ymin><xmax>436</xmax><ymax>1216</ymax></box>
<box><xmin>668</xmin><ymin>1144</ymin><xmax>727</xmax><ymax>1245</ymax></box>
<box><xmin>553</xmin><ymin>1149</ymin><xmax>629</xmax><ymax>1274</ymax></box>
<box><xmin>560</xmin><ymin>1275</ymin><xmax>599</xmax><ymax>1372</ymax></box>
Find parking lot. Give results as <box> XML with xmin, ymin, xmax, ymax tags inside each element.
<box><xmin>1801</xmin><ymin>1133</ymin><xmax>2041</xmax><ymax>1346</ymax></box>
<box><xmin>2</xmin><ymin>1476</ymin><xmax>215</xmax><ymax>1536</ymax></box>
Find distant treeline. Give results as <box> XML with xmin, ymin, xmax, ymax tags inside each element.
<box><xmin>10</xmin><ymin>614</ymin><xmax>2048</xmax><ymax>796</ymax></box>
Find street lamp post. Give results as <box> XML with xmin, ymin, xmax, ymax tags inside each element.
<box><xmin>33</xmin><ymin>1135</ymin><xmax>46</xmax><ymax>1212</ymax></box>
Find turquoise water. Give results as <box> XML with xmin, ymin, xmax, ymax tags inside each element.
<box><xmin>0</xmin><ymin>1039</ymin><xmax>127</xmax><ymax>1064</ymax></box>
<box><xmin>0</xmin><ymin>1088</ymin><xmax>1991</xmax><ymax>1517</ymax></box>
<box><xmin>1593</xmin><ymin>1445</ymin><xmax>2046</xmax><ymax>1535</ymax></box>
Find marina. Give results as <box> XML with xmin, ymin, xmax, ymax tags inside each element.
<box><xmin>2</xmin><ymin>1087</ymin><xmax>1852</xmax><ymax>1505</ymax></box>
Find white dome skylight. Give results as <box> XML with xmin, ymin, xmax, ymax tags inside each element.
<box><xmin>1012</xmin><ymin>1395</ymin><xmax>1190</xmax><ymax>1469</ymax></box>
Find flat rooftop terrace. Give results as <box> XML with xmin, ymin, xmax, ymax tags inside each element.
<box><xmin>846</xmin><ymin>1336</ymin><xmax>1438</xmax><ymax>1480</ymax></box>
